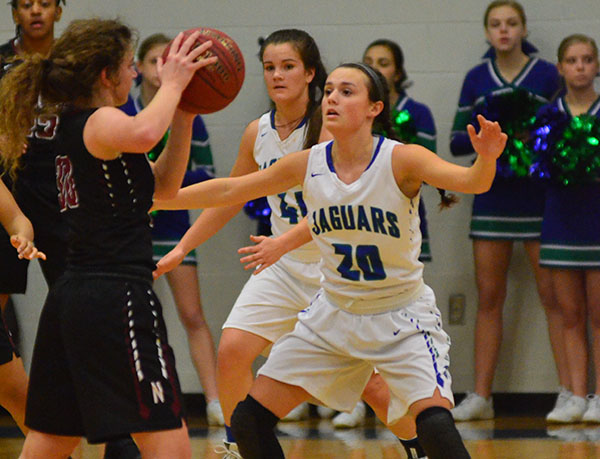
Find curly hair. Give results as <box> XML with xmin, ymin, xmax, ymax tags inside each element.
<box><xmin>0</xmin><ymin>18</ymin><xmax>135</xmax><ymax>177</ymax></box>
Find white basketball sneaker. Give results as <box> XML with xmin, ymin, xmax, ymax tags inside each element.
<box><xmin>546</xmin><ymin>387</ymin><xmax>574</xmax><ymax>423</ymax></box>
<box><xmin>207</xmin><ymin>399</ymin><xmax>225</xmax><ymax>426</ymax></box>
<box><xmin>281</xmin><ymin>402</ymin><xmax>309</xmax><ymax>422</ymax></box>
<box><xmin>332</xmin><ymin>401</ymin><xmax>366</xmax><ymax>428</ymax></box>
<box><xmin>214</xmin><ymin>440</ymin><xmax>242</xmax><ymax>458</ymax></box>
<box><xmin>582</xmin><ymin>394</ymin><xmax>600</xmax><ymax>423</ymax></box>
<box><xmin>451</xmin><ymin>392</ymin><xmax>494</xmax><ymax>421</ymax></box>
<box><xmin>545</xmin><ymin>394</ymin><xmax>587</xmax><ymax>423</ymax></box>
<box><xmin>317</xmin><ymin>405</ymin><xmax>336</xmax><ymax>419</ymax></box>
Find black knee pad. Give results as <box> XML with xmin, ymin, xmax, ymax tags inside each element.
<box><xmin>231</xmin><ymin>395</ymin><xmax>283</xmax><ymax>459</ymax></box>
<box><xmin>416</xmin><ymin>406</ymin><xmax>470</xmax><ymax>459</ymax></box>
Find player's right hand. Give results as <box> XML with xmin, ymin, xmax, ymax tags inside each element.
<box><xmin>10</xmin><ymin>235</ymin><xmax>46</xmax><ymax>261</ymax></box>
<box><xmin>153</xmin><ymin>246</ymin><xmax>185</xmax><ymax>279</ymax></box>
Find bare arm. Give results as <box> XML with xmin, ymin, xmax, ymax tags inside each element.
<box><xmin>0</xmin><ymin>181</ymin><xmax>45</xmax><ymax>260</ymax></box>
<box><xmin>83</xmin><ymin>33</ymin><xmax>217</xmax><ymax>160</ymax></box>
<box><xmin>151</xmin><ymin>110</ymin><xmax>196</xmax><ymax>199</ymax></box>
<box><xmin>154</xmin><ymin>147</ymin><xmax>308</xmax><ymax>211</ymax></box>
<box><xmin>153</xmin><ymin>121</ymin><xmax>259</xmax><ymax>277</ymax></box>
<box><xmin>238</xmin><ymin>217</ymin><xmax>312</xmax><ymax>274</ymax></box>
<box><xmin>393</xmin><ymin>115</ymin><xmax>507</xmax><ymax>196</ymax></box>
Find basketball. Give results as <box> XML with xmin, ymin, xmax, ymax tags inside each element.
<box><xmin>164</xmin><ymin>27</ymin><xmax>245</xmax><ymax>114</ymax></box>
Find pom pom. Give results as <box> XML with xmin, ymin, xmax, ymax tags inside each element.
<box><xmin>243</xmin><ymin>197</ymin><xmax>271</xmax><ymax>221</ymax></box>
<box><xmin>390</xmin><ymin>109</ymin><xmax>418</xmax><ymax>144</ymax></box>
<box><xmin>474</xmin><ymin>88</ymin><xmax>544</xmax><ymax>177</ymax></box>
<box><xmin>530</xmin><ymin>108</ymin><xmax>600</xmax><ymax>186</ymax></box>
<box><xmin>147</xmin><ymin>131</ymin><xmax>169</xmax><ymax>162</ymax></box>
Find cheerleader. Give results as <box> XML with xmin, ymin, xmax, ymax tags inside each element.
<box><xmin>363</xmin><ymin>38</ymin><xmax>438</xmax><ymax>263</ymax></box>
<box><xmin>449</xmin><ymin>0</ymin><xmax>566</xmax><ymax>422</ymax></box>
<box><xmin>532</xmin><ymin>34</ymin><xmax>600</xmax><ymax>423</ymax></box>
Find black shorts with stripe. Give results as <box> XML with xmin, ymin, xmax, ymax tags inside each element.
<box><xmin>25</xmin><ymin>270</ymin><xmax>185</xmax><ymax>443</ymax></box>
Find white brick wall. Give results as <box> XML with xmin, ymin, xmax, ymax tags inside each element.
<box><xmin>3</xmin><ymin>0</ymin><xmax>599</xmax><ymax>393</ymax></box>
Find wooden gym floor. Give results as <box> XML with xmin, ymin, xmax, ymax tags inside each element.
<box><xmin>2</xmin><ymin>412</ymin><xmax>600</xmax><ymax>458</ymax></box>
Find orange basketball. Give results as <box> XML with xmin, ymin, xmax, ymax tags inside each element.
<box><xmin>164</xmin><ymin>27</ymin><xmax>245</xmax><ymax>114</ymax></box>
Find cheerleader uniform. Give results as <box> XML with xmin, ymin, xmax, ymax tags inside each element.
<box><xmin>451</xmin><ymin>52</ymin><xmax>560</xmax><ymax>240</ymax></box>
<box><xmin>120</xmin><ymin>93</ymin><xmax>215</xmax><ymax>266</ymax></box>
<box><xmin>392</xmin><ymin>92</ymin><xmax>436</xmax><ymax>261</ymax></box>
<box><xmin>222</xmin><ymin>110</ymin><xmax>322</xmax><ymax>349</ymax></box>
<box><xmin>258</xmin><ymin>137</ymin><xmax>453</xmax><ymax>424</ymax></box>
<box><xmin>537</xmin><ymin>97</ymin><xmax>600</xmax><ymax>269</ymax></box>
<box><xmin>25</xmin><ymin>108</ymin><xmax>184</xmax><ymax>443</ymax></box>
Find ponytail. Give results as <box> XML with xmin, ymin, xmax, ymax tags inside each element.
<box><xmin>437</xmin><ymin>189</ymin><xmax>458</xmax><ymax>210</ymax></box>
<box><xmin>0</xmin><ymin>55</ymin><xmax>47</xmax><ymax>179</ymax></box>
<box><xmin>1</xmin><ymin>18</ymin><xmax>135</xmax><ymax>179</ymax></box>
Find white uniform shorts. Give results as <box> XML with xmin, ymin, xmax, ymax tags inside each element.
<box><xmin>257</xmin><ymin>284</ymin><xmax>454</xmax><ymax>424</ymax></box>
<box><xmin>223</xmin><ymin>255</ymin><xmax>321</xmax><ymax>350</ymax></box>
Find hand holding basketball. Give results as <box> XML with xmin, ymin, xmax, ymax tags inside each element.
<box><xmin>162</xmin><ymin>28</ymin><xmax>246</xmax><ymax>114</ymax></box>
<box><xmin>157</xmin><ymin>31</ymin><xmax>218</xmax><ymax>95</ymax></box>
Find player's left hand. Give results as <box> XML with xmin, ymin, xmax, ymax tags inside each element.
<box><xmin>10</xmin><ymin>235</ymin><xmax>46</xmax><ymax>260</ymax></box>
<box><xmin>467</xmin><ymin>114</ymin><xmax>508</xmax><ymax>160</ymax></box>
<box><xmin>238</xmin><ymin>234</ymin><xmax>284</xmax><ymax>275</ymax></box>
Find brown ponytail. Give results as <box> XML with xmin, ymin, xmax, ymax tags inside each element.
<box><xmin>0</xmin><ymin>54</ymin><xmax>46</xmax><ymax>178</ymax></box>
<box><xmin>0</xmin><ymin>18</ymin><xmax>135</xmax><ymax>178</ymax></box>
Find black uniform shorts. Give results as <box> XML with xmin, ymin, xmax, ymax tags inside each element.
<box><xmin>0</xmin><ymin>227</ymin><xmax>28</xmax><ymax>294</ymax></box>
<box><xmin>0</xmin><ymin>311</ymin><xmax>18</xmax><ymax>365</ymax></box>
<box><xmin>25</xmin><ymin>270</ymin><xmax>185</xmax><ymax>443</ymax></box>
<box><xmin>0</xmin><ymin>220</ymin><xmax>66</xmax><ymax>293</ymax></box>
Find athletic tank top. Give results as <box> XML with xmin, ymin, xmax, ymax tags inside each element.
<box><xmin>303</xmin><ymin>136</ymin><xmax>424</xmax><ymax>313</ymax></box>
<box><xmin>254</xmin><ymin>111</ymin><xmax>319</xmax><ymax>263</ymax></box>
<box><xmin>55</xmin><ymin>108</ymin><xmax>155</xmax><ymax>275</ymax></box>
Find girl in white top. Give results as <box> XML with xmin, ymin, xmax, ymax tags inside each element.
<box><xmin>156</xmin><ymin>62</ymin><xmax>506</xmax><ymax>459</ymax></box>
<box><xmin>154</xmin><ymin>31</ymin><xmax>421</xmax><ymax>456</ymax></box>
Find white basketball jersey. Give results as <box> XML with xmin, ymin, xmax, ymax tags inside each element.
<box><xmin>303</xmin><ymin>136</ymin><xmax>424</xmax><ymax>313</ymax></box>
<box><xmin>254</xmin><ymin>111</ymin><xmax>319</xmax><ymax>263</ymax></box>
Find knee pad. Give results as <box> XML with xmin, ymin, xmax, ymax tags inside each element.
<box><xmin>416</xmin><ymin>407</ymin><xmax>470</xmax><ymax>459</ymax></box>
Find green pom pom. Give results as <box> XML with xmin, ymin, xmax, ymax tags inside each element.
<box><xmin>550</xmin><ymin>114</ymin><xmax>600</xmax><ymax>185</ymax></box>
<box><xmin>148</xmin><ymin>131</ymin><xmax>170</xmax><ymax>162</ymax></box>
<box><xmin>477</xmin><ymin>88</ymin><xmax>543</xmax><ymax>177</ymax></box>
<box><xmin>391</xmin><ymin>109</ymin><xmax>418</xmax><ymax>144</ymax></box>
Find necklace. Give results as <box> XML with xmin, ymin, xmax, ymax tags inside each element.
<box><xmin>274</xmin><ymin>115</ymin><xmax>304</xmax><ymax>128</ymax></box>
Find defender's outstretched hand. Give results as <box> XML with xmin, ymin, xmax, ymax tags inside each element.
<box><xmin>153</xmin><ymin>246</ymin><xmax>185</xmax><ymax>279</ymax></box>
<box><xmin>238</xmin><ymin>235</ymin><xmax>286</xmax><ymax>275</ymax></box>
<box><xmin>467</xmin><ymin>114</ymin><xmax>508</xmax><ymax>161</ymax></box>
